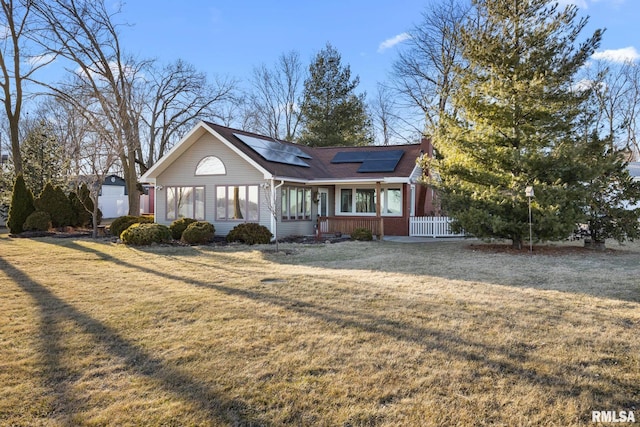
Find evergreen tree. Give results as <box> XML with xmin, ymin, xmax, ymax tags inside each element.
<box><xmin>7</xmin><ymin>174</ymin><xmax>35</xmax><ymax>234</ymax></box>
<box><xmin>34</xmin><ymin>182</ymin><xmax>74</xmax><ymax>228</ymax></box>
<box><xmin>580</xmin><ymin>134</ymin><xmax>640</xmax><ymax>248</ymax></box>
<box><xmin>21</xmin><ymin>120</ymin><xmax>68</xmax><ymax>197</ymax></box>
<box><xmin>299</xmin><ymin>43</ymin><xmax>373</xmax><ymax>147</ymax></box>
<box><xmin>427</xmin><ymin>0</ymin><xmax>602</xmax><ymax>248</ymax></box>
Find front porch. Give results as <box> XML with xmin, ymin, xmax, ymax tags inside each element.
<box><xmin>317</xmin><ymin>216</ymin><xmax>385</xmax><ymax>239</ymax></box>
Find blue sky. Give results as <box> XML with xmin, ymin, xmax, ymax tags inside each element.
<box><xmin>115</xmin><ymin>0</ymin><xmax>639</xmax><ymax>98</ymax></box>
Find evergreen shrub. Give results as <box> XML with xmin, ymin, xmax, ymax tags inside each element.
<box><xmin>351</xmin><ymin>227</ymin><xmax>373</xmax><ymax>241</ymax></box>
<box><xmin>181</xmin><ymin>221</ymin><xmax>215</xmax><ymax>245</ymax></box>
<box><xmin>70</xmin><ymin>184</ymin><xmax>102</xmax><ymax>227</ymax></box>
<box><xmin>120</xmin><ymin>223</ymin><xmax>171</xmax><ymax>245</ymax></box>
<box><xmin>226</xmin><ymin>223</ymin><xmax>272</xmax><ymax>245</ymax></box>
<box><xmin>170</xmin><ymin>217</ymin><xmax>198</xmax><ymax>240</ymax></box>
<box><xmin>7</xmin><ymin>174</ymin><xmax>35</xmax><ymax>234</ymax></box>
<box><xmin>110</xmin><ymin>215</ymin><xmax>154</xmax><ymax>238</ymax></box>
<box><xmin>34</xmin><ymin>183</ymin><xmax>74</xmax><ymax>228</ymax></box>
<box><xmin>23</xmin><ymin>211</ymin><xmax>52</xmax><ymax>231</ymax></box>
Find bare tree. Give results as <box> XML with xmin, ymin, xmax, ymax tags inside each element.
<box><xmin>260</xmin><ymin>180</ymin><xmax>281</xmax><ymax>252</ymax></box>
<box><xmin>0</xmin><ymin>0</ymin><xmax>54</xmax><ymax>173</ymax></box>
<box><xmin>136</xmin><ymin>59</ymin><xmax>239</xmax><ymax>174</ymax></box>
<box><xmin>246</xmin><ymin>50</ymin><xmax>304</xmax><ymax>141</ymax></box>
<box><xmin>391</xmin><ymin>0</ymin><xmax>471</xmax><ymax>134</ymax></box>
<box><xmin>32</xmin><ymin>0</ymin><xmax>146</xmax><ymax>216</ymax></box>
<box><xmin>369</xmin><ymin>83</ymin><xmax>419</xmax><ymax>145</ymax></box>
<box><xmin>585</xmin><ymin>60</ymin><xmax>640</xmax><ymax>157</ymax></box>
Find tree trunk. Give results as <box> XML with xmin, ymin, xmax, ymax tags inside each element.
<box><xmin>511</xmin><ymin>238</ymin><xmax>523</xmax><ymax>250</ymax></box>
<box><xmin>122</xmin><ymin>152</ymin><xmax>140</xmax><ymax>216</ymax></box>
<box><xmin>92</xmin><ymin>195</ymin><xmax>99</xmax><ymax>238</ymax></box>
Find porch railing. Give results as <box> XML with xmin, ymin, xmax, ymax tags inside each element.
<box><xmin>409</xmin><ymin>216</ymin><xmax>465</xmax><ymax>237</ymax></box>
<box><xmin>318</xmin><ymin>216</ymin><xmax>384</xmax><ymax>239</ymax></box>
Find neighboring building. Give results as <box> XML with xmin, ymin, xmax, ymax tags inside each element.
<box><xmin>99</xmin><ymin>175</ymin><xmax>128</xmax><ymax>218</ymax></box>
<box><xmin>140</xmin><ymin>121</ymin><xmax>436</xmax><ymax>238</ymax></box>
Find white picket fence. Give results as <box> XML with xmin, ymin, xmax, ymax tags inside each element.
<box><xmin>409</xmin><ymin>216</ymin><xmax>465</xmax><ymax>237</ymax></box>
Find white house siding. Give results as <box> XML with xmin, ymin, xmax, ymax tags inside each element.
<box><xmin>155</xmin><ymin>133</ymin><xmax>269</xmax><ymax>235</ymax></box>
<box><xmin>278</xmin><ymin>215</ymin><xmax>315</xmax><ymax>237</ymax></box>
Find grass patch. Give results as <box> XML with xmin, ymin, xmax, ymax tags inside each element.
<box><xmin>1</xmin><ymin>233</ymin><xmax>638</xmax><ymax>425</ymax></box>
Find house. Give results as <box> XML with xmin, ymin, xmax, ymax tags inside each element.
<box><xmin>140</xmin><ymin>121</ymin><xmax>436</xmax><ymax>238</ymax></box>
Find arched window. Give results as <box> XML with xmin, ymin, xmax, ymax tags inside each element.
<box><xmin>195</xmin><ymin>156</ymin><xmax>226</xmax><ymax>175</ymax></box>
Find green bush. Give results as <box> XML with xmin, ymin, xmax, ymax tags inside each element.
<box><xmin>34</xmin><ymin>182</ymin><xmax>74</xmax><ymax>228</ymax></box>
<box><xmin>110</xmin><ymin>215</ymin><xmax>154</xmax><ymax>238</ymax></box>
<box><xmin>170</xmin><ymin>217</ymin><xmax>198</xmax><ymax>240</ymax></box>
<box><xmin>120</xmin><ymin>223</ymin><xmax>171</xmax><ymax>245</ymax></box>
<box><xmin>181</xmin><ymin>221</ymin><xmax>215</xmax><ymax>245</ymax></box>
<box><xmin>23</xmin><ymin>210</ymin><xmax>52</xmax><ymax>231</ymax></box>
<box><xmin>70</xmin><ymin>184</ymin><xmax>102</xmax><ymax>227</ymax></box>
<box><xmin>226</xmin><ymin>223</ymin><xmax>272</xmax><ymax>245</ymax></box>
<box><xmin>7</xmin><ymin>174</ymin><xmax>35</xmax><ymax>234</ymax></box>
<box><xmin>351</xmin><ymin>227</ymin><xmax>373</xmax><ymax>241</ymax></box>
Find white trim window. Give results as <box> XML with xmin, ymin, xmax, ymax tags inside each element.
<box><xmin>338</xmin><ymin>186</ymin><xmax>402</xmax><ymax>216</ymax></box>
<box><xmin>216</xmin><ymin>185</ymin><xmax>259</xmax><ymax>221</ymax></box>
<box><xmin>381</xmin><ymin>188</ymin><xmax>402</xmax><ymax>215</ymax></box>
<box><xmin>166</xmin><ymin>186</ymin><xmax>205</xmax><ymax>220</ymax></box>
<box><xmin>281</xmin><ymin>186</ymin><xmax>312</xmax><ymax>220</ymax></box>
<box><xmin>195</xmin><ymin>156</ymin><xmax>226</xmax><ymax>175</ymax></box>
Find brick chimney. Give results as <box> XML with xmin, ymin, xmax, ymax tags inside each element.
<box><xmin>420</xmin><ymin>137</ymin><xmax>433</xmax><ymax>158</ymax></box>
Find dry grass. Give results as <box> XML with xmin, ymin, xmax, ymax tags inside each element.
<box><xmin>0</xmin><ymin>232</ymin><xmax>638</xmax><ymax>426</ymax></box>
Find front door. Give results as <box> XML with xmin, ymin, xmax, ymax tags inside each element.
<box><xmin>318</xmin><ymin>188</ymin><xmax>329</xmax><ymax>217</ymax></box>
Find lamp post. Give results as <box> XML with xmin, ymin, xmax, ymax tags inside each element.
<box><xmin>525</xmin><ymin>186</ymin><xmax>534</xmax><ymax>253</ymax></box>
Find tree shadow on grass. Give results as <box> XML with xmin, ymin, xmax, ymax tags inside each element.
<box><xmin>30</xmin><ymin>238</ymin><xmax>639</xmax><ymax>422</ymax></box>
<box><xmin>0</xmin><ymin>254</ymin><xmax>272</xmax><ymax>426</ymax></box>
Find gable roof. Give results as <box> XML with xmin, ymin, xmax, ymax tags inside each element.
<box><xmin>141</xmin><ymin>121</ymin><xmax>423</xmax><ymax>184</ymax></box>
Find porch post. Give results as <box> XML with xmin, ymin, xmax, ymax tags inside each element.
<box><xmin>376</xmin><ymin>181</ymin><xmax>383</xmax><ymax>240</ymax></box>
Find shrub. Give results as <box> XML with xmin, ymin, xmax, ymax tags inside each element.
<box><xmin>70</xmin><ymin>184</ymin><xmax>102</xmax><ymax>227</ymax></box>
<box><xmin>34</xmin><ymin>182</ymin><xmax>74</xmax><ymax>228</ymax></box>
<box><xmin>181</xmin><ymin>221</ymin><xmax>215</xmax><ymax>245</ymax></box>
<box><xmin>226</xmin><ymin>223</ymin><xmax>272</xmax><ymax>245</ymax></box>
<box><xmin>120</xmin><ymin>223</ymin><xmax>171</xmax><ymax>245</ymax></box>
<box><xmin>110</xmin><ymin>215</ymin><xmax>154</xmax><ymax>238</ymax></box>
<box><xmin>23</xmin><ymin>210</ymin><xmax>52</xmax><ymax>231</ymax></box>
<box><xmin>7</xmin><ymin>174</ymin><xmax>35</xmax><ymax>234</ymax></box>
<box><xmin>351</xmin><ymin>227</ymin><xmax>373</xmax><ymax>241</ymax></box>
<box><xmin>170</xmin><ymin>217</ymin><xmax>198</xmax><ymax>240</ymax></box>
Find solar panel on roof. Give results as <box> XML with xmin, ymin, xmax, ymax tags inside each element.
<box><xmin>233</xmin><ymin>133</ymin><xmax>311</xmax><ymax>167</ymax></box>
<box><xmin>365</xmin><ymin>150</ymin><xmax>404</xmax><ymax>160</ymax></box>
<box><xmin>358</xmin><ymin>159</ymin><xmax>402</xmax><ymax>173</ymax></box>
<box><xmin>331</xmin><ymin>149</ymin><xmax>404</xmax><ymax>172</ymax></box>
<box><xmin>331</xmin><ymin>152</ymin><xmax>369</xmax><ymax>163</ymax></box>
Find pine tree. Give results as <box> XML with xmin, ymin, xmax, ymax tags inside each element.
<box><xmin>21</xmin><ymin>120</ymin><xmax>68</xmax><ymax>197</ymax></box>
<box><xmin>428</xmin><ymin>0</ymin><xmax>602</xmax><ymax>248</ymax></box>
<box><xmin>7</xmin><ymin>174</ymin><xmax>35</xmax><ymax>234</ymax></box>
<box><xmin>580</xmin><ymin>134</ymin><xmax>640</xmax><ymax>248</ymax></box>
<box><xmin>299</xmin><ymin>43</ymin><xmax>373</xmax><ymax>147</ymax></box>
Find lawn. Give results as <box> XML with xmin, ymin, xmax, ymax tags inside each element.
<box><xmin>0</xmin><ymin>232</ymin><xmax>638</xmax><ymax>426</ymax></box>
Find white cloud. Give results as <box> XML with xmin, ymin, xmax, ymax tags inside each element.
<box><xmin>592</xmin><ymin>46</ymin><xmax>640</xmax><ymax>63</ymax></box>
<box><xmin>557</xmin><ymin>0</ymin><xmax>627</xmax><ymax>8</ymax></box>
<box><xmin>556</xmin><ymin>0</ymin><xmax>588</xmax><ymax>8</ymax></box>
<box><xmin>377</xmin><ymin>33</ymin><xmax>411</xmax><ymax>53</ymax></box>
<box><xmin>28</xmin><ymin>54</ymin><xmax>56</xmax><ymax>67</ymax></box>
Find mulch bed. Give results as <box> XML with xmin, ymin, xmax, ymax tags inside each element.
<box><xmin>466</xmin><ymin>242</ymin><xmax>622</xmax><ymax>255</ymax></box>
